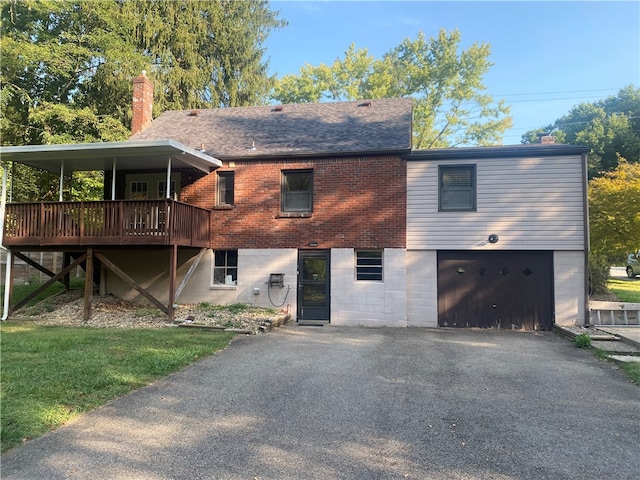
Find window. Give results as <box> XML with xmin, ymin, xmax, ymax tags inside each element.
<box><xmin>356</xmin><ymin>250</ymin><xmax>383</xmax><ymax>281</ymax></box>
<box><xmin>213</xmin><ymin>250</ymin><xmax>238</xmax><ymax>285</ymax></box>
<box><xmin>157</xmin><ymin>180</ymin><xmax>176</xmax><ymax>199</ymax></box>
<box><xmin>439</xmin><ymin>165</ymin><xmax>476</xmax><ymax>211</ymax></box>
<box><xmin>282</xmin><ymin>170</ymin><xmax>313</xmax><ymax>212</ymax></box>
<box><xmin>217</xmin><ymin>172</ymin><xmax>234</xmax><ymax>206</ymax></box>
<box><xmin>130</xmin><ymin>181</ymin><xmax>148</xmax><ymax>200</ymax></box>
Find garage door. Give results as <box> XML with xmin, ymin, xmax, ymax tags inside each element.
<box><xmin>437</xmin><ymin>251</ymin><xmax>554</xmax><ymax>331</ymax></box>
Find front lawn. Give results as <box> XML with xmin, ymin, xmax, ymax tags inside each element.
<box><xmin>0</xmin><ymin>322</ymin><xmax>234</xmax><ymax>453</ymax></box>
<box><xmin>607</xmin><ymin>278</ymin><xmax>640</xmax><ymax>303</ymax></box>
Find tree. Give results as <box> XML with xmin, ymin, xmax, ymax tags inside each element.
<box><xmin>1</xmin><ymin>0</ymin><xmax>285</xmax><ymax>201</ymax></box>
<box><xmin>522</xmin><ymin>86</ymin><xmax>640</xmax><ymax>178</ymax></box>
<box><xmin>588</xmin><ymin>158</ymin><xmax>640</xmax><ymax>261</ymax></box>
<box><xmin>1</xmin><ymin>0</ymin><xmax>286</xmax><ymax>147</ymax></box>
<box><xmin>272</xmin><ymin>30</ymin><xmax>512</xmax><ymax>148</ymax></box>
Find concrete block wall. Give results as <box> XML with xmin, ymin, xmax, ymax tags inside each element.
<box><xmin>553</xmin><ymin>251</ymin><xmax>586</xmax><ymax>326</ymax></box>
<box><xmin>406</xmin><ymin>250</ymin><xmax>438</xmax><ymax>327</ymax></box>
<box><xmin>331</xmin><ymin>248</ymin><xmax>407</xmax><ymax>327</ymax></box>
<box><xmin>102</xmin><ymin>248</ymin><xmax>297</xmax><ymax>314</ymax></box>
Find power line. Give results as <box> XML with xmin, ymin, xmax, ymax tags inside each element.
<box><xmin>495</xmin><ymin>87</ymin><xmax>625</xmax><ymax>98</ymax></box>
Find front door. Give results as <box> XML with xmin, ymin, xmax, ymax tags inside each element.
<box><xmin>298</xmin><ymin>250</ymin><xmax>330</xmax><ymax>323</ymax></box>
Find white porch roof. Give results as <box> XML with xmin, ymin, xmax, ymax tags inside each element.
<box><xmin>0</xmin><ymin>139</ymin><xmax>222</xmax><ymax>173</ymax></box>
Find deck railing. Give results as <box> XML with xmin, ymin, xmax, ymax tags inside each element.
<box><xmin>2</xmin><ymin>200</ymin><xmax>211</xmax><ymax>248</ymax></box>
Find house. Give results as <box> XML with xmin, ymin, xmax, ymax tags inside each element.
<box><xmin>0</xmin><ymin>73</ymin><xmax>589</xmax><ymax>329</ymax></box>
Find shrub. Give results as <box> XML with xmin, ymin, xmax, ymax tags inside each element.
<box><xmin>574</xmin><ymin>333</ymin><xmax>592</xmax><ymax>348</ymax></box>
<box><xmin>589</xmin><ymin>253</ymin><xmax>611</xmax><ymax>296</ymax></box>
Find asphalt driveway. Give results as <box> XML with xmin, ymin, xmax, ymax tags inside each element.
<box><xmin>2</xmin><ymin>326</ymin><xmax>639</xmax><ymax>480</ymax></box>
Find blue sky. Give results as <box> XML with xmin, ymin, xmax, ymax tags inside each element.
<box><xmin>264</xmin><ymin>1</ymin><xmax>640</xmax><ymax>144</ymax></box>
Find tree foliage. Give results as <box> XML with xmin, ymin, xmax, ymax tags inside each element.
<box><xmin>272</xmin><ymin>30</ymin><xmax>512</xmax><ymax>148</ymax></box>
<box><xmin>522</xmin><ymin>86</ymin><xmax>640</xmax><ymax>178</ymax></box>
<box><xmin>1</xmin><ymin>0</ymin><xmax>284</xmax><ymax>201</ymax></box>
<box><xmin>588</xmin><ymin>158</ymin><xmax>640</xmax><ymax>261</ymax></box>
<box><xmin>0</xmin><ymin>0</ymin><xmax>286</xmax><ymax>147</ymax></box>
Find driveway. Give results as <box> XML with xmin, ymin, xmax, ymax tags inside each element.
<box><xmin>2</xmin><ymin>326</ymin><xmax>639</xmax><ymax>480</ymax></box>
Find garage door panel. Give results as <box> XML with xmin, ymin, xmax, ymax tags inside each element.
<box><xmin>437</xmin><ymin>251</ymin><xmax>553</xmax><ymax>331</ymax></box>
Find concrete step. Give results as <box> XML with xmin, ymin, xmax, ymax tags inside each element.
<box><xmin>608</xmin><ymin>355</ymin><xmax>640</xmax><ymax>364</ymax></box>
<box><xmin>590</xmin><ymin>340</ymin><xmax>640</xmax><ymax>356</ymax></box>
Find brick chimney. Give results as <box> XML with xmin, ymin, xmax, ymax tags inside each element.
<box><xmin>131</xmin><ymin>71</ymin><xmax>153</xmax><ymax>135</ymax></box>
<box><xmin>537</xmin><ymin>132</ymin><xmax>556</xmax><ymax>144</ymax></box>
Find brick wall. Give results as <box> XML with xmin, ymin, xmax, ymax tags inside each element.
<box><xmin>181</xmin><ymin>155</ymin><xmax>407</xmax><ymax>249</ymax></box>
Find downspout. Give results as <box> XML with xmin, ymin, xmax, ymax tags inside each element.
<box><xmin>582</xmin><ymin>151</ymin><xmax>590</xmax><ymax>326</ymax></box>
<box><xmin>1</xmin><ymin>162</ymin><xmax>10</xmax><ymax>320</ymax></box>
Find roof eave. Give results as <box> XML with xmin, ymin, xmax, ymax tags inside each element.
<box><xmin>406</xmin><ymin>144</ymin><xmax>590</xmax><ymax>161</ymax></box>
<box><xmin>216</xmin><ymin>147</ymin><xmax>412</xmax><ymax>162</ymax></box>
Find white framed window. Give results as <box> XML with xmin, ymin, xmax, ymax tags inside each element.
<box><xmin>356</xmin><ymin>250</ymin><xmax>383</xmax><ymax>281</ymax></box>
<box><xmin>213</xmin><ymin>250</ymin><xmax>238</xmax><ymax>285</ymax></box>
<box><xmin>130</xmin><ymin>181</ymin><xmax>148</xmax><ymax>200</ymax></box>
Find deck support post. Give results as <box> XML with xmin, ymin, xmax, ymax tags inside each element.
<box><xmin>83</xmin><ymin>247</ymin><xmax>94</xmax><ymax>321</ymax></box>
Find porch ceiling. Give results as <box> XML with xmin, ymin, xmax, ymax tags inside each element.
<box><xmin>0</xmin><ymin>139</ymin><xmax>222</xmax><ymax>174</ymax></box>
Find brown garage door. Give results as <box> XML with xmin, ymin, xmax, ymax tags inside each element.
<box><xmin>438</xmin><ymin>251</ymin><xmax>554</xmax><ymax>331</ymax></box>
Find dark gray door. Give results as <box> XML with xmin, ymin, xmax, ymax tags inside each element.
<box><xmin>298</xmin><ymin>250</ymin><xmax>330</xmax><ymax>322</ymax></box>
<box><xmin>438</xmin><ymin>251</ymin><xmax>554</xmax><ymax>331</ymax></box>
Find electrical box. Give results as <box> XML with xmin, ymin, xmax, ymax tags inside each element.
<box><xmin>269</xmin><ymin>273</ymin><xmax>285</xmax><ymax>287</ymax></box>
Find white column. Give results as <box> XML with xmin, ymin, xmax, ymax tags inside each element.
<box><xmin>111</xmin><ymin>157</ymin><xmax>117</xmax><ymax>200</ymax></box>
<box><xmin>165</xmin><ymin>157</ymin><xmax>172</xmax><ymax>198</ymax></box>
<box><xmin>59</xmin><ymin>159</ymin><xmax>65</xmax><ymax>202</ymax></box>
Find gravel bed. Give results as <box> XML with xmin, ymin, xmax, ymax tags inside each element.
<box><xmin>12</xmin><ymin>290</ymin><xmax>286</xmax><ymax>333</ymax></box>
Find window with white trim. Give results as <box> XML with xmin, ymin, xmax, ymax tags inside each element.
<box><xmin>356</xmin><ymin>250</ymin><xmax>383</xmax><ymax>281</ymax></box>
<box><xmin>439</xmin><ymin>165</ymin><xmax>476</xmax><ymax>211</ymax></box>
<box><xmin>130</xmin><ymin>181</ymin><xmax>148</xmax><ymax>200</ymax></box>
<box><xmin>213</xmin><ymin>250</ymin><xmax>238</xmax><ymax>285</ymax></box>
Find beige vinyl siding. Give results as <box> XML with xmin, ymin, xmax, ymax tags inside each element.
<box><xmin>407</xmin><ymin>155</ymin><xmax>586</xmax><ymax>250</ymax></box>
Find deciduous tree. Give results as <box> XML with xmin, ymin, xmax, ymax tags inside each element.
<box><xmin>588</xmin><ymin>158</ymin><xmax>640</xmax><ymax>261</ymax></box>
<box><xmin>272</xmin><ymin>30</ymin><xmax>512</xmax><ymax>148</ymax></box>
<box><xmin>522</xmin><ymin>86</ymin><xmax>640</xmax><ymax>178</ymax></box>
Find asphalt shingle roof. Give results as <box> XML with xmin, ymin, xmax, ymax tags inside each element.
<box><xmin>130</xmin><ymin>98</ymin><xmax>413</xmax><ymax>158</ymax></box>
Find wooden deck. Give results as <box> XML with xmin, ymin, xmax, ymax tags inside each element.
<box><xmin>2</xmin><ymin>200</ymin><xmax>211</xmax><ymax>248</ymax></box>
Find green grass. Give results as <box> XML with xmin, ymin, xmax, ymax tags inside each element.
<box><xmin>619</xmin><ymin>362</ymin><xmax>640</xmax><ymax>385</ymax></box>
<box><xmin>0</xmin><ymin>322</ymin><xmax>234</xmax><ymax>453</ymax></box>
<box><xmin>2</xmin><ymin>278</ymin><xmax>85</xmax><ymax>308</ymax></box>
<box><xmin>607</xmin><ymin>278</ymin><xmax>640</xmax><ymax>303</ymax></box>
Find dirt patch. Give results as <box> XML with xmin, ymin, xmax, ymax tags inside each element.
<box><xmin>11</xmin><ymin>290</ymin><xmax>288</xmax><ymax>333</ymax></box>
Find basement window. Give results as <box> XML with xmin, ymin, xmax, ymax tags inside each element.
<box><xmin>213</xmin><ymin>250</ymin><xmax>238</xmax><ymax>285</ymax></box>
<box><xmin>356</xmin><ymin>250</ymin><xmax>383</xmax><ymax>281</ymax></box>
